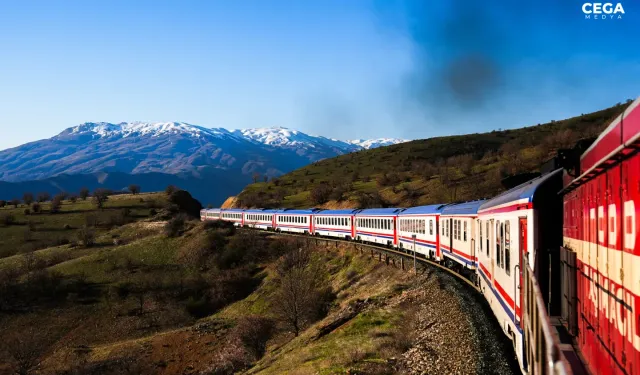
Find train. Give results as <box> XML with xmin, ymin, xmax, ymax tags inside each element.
<box><xmin>200</xmin><ymin>96</ymin><xmax>640</xmax><ymax>375</ymax></box>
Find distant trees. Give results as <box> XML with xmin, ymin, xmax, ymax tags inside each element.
<box><xmin>263</xmin><ymin>175</ymin><xmax>268</xmax><ymax>183</ymax></box>
<box><xmin>0</xmin><ymin>200</ymin><xmax>6</xmax><ymax>208</ymax></box>
<box><xmin>79</xmin><ymin>188</ymin><xmax>90</xmax><ymax>201</ymax></box>
<box><xmin>31</xmin><ymin>202</ymin><xmax>41</xmax><ymax>213</ymax></box>
<box><xmin>69</xmin><ymin>195</ymin><xmax>78</xmax><ymax>203</ymax></box>
<box><xmin>9</xmin><ymin>199</ymin><xmax>20</xmax><ymax>208</ymax></box>
<box><xmin>128</xmin><ymin>184</ymin><xmax>141</xmax><ymax>195</ymax></box>
<box><xmin>76</xmin><ymin>226</ymin><xmax>96</xmax><ymax>247</ymax></box>
<box><xmin>37</xmin><ymin>192</ymin><xmax>51</xmax><ymax>203</ymax></box>
<box><xmin>252</xmin><ymin>172</ymin><xmax>261</xmax><ymax>184</ymax></box>
<box><xmin>23</xmin><ymin>192</ymin><xmax>34</xmax><ymax>205</ymax></box>
<box><xmin>92</xmin><ymin>189</ymin><xmax>110</xmax><ymax>209</ymax></box>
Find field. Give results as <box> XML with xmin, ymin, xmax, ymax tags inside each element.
<box><xmin>235</xmin><ymin>101</ymin><xmax>632</xmax><ymax>209</ymax></box>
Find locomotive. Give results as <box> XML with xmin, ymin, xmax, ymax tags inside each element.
<box><xmin>201</xmin><ymin>96</ymin><xmax>640</xmax><ymax>375</ymax></box>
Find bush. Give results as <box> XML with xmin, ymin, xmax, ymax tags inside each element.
<box><xmin>164</xmin><ymin>215</ymin><xmax>187</xmax><ymax>237</ymax></box>
<box><xmin>185</xmin><ymin>296</ymin><xmax>212</xmax><ymax>318</ymax></box>
<box><xmin>63</xmin><ymin>224</ymin><xmax>72</xmax><ymax>230</ymax></box>
<box><xmin>149</xmin><ymin>208</ymin><xmax>157</xmax><ymax>216</ymax></box>
<box><xmin>76</xmin><ymin>226</ymin><xmax>96</xmax><ymax>247</ymax></box>
<box><xmin>23</xmin><ymin>208</ymin><xmax>31</xmax><ymax>216</ymax></box>
<box><xmin>0</xmin><ymin>214</ymin><xmax>15</xmax><ymax>226</ymax></box>
<box><xmin>31</xmin><ymin>202</ymin><xmax>41</xmax><ymax>213</ymax></box>
<box><xmin>234</xmin><ymin>316</ymin><xmax>275</xmax><ymax>358</ymax></box>
<box><xmin>310</xmin><ymin>183</ymin><xmax>332</xmax><ymax>205</ymax></box>
<box><xmin>168</xmin><ymin>190</ymin><xmax>203</xmax><ymax>218</ymax></box>
<box><xmin>0</xmin><ymin>200</ymin><xmax>6</xmax><ymax>208</ymax></box>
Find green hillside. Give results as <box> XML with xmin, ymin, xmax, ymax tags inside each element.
<box><xmin>236</xmin><ymin>101</ymin><xmax>632</xmax><ymax>209</ymax></box>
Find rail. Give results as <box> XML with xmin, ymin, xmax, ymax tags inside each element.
<box><xmin>522</xmin><ymin>256</ymin><xmax>572</xmax><ymax>375</ymax></box>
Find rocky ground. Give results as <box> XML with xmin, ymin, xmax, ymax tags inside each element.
<box><xmin>394</xmin><ymin>268</ymin><xmax>519</xmax><ymax>375</ymax></box>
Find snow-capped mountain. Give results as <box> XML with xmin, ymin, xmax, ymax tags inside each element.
<box><xmin>347</xmin><ymin>138</ymin><xmax>409</xmax><ymax>149</ymax></box>
<box><xmin>0</xmin><ymin>122</ymin><xmax>406</xmax><ymax>182</ymax></box>
<box><xmin>0</xmin><ymin>121</ymin><xmax>410</xmax><ymax>204</ymax></box>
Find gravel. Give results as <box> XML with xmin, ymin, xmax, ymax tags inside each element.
<box><xmin>396</xmin><ymin>267</ymin><xmax>519</xmax><ymax>375</ymax></box>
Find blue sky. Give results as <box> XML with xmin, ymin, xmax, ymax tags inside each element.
<box><xmin>0</xmin><ymin>0</ymin><xmax>638</xmax><ymax>151</ymax></box>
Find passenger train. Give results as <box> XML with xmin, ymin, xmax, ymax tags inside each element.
<box><xmin>201</xmin><ymin>97</ymin><xmax>640</xmax><ymax>375</ymax></box>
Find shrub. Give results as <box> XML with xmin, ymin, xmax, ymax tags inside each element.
<box><xmin>149</xmin><ymin>208</ymin><xmax>157</xmax><ymax>216</ymax></box>
<box><xmin>23</xmin><ymin>208</ymin><xmax>31</xmax><ymax>216</ymax></box>
<box><xmin>0</xmin><ymin>200</ymin><xmax>6</xmax><ymax>208</ymax></box>
<box><xmin>168</xmin><ymin>190</ymin><xmax>203</xmax><ymax>218</ymax></box>
<box><xmin>164</xmin><ymin>215</ymin><xmax>186</xmax><ymax>237</ymax></box>
<box><xmin>76</xmin><ymin>226</ymin><xmax>96</xmax><ymax>248</ymax></box>
<box><xmin>31</xmin><ymin>202</ymin><xmax>41</xmax><ymax>213</ymax></box>
<box><xmin>79</xmin><ymin>188</ymin><xmax>89</xmax><ymax>201</ymax></box>
<box><xmin>310</xmin><ymin>183</ymin><xmax>332</xmax><ymax>205</ymax></box>
<box><xmin>185</xmin><ymin>296</ymin><xmax>212</xmax><ymax>318</ymax></box>
<box><xmin>235</xmin><ymin>316</ymin><xmax>275</xmax><ymax>358</ymax></box>
<box><xmin>0</xmin><ymin>214</ymin><xmax>15</xmax><ymax>226</ymax></box>
<box><xmin>165</xmin><ymin>185</ymin><xmax>178</xmax><ymax>196</ymax></box>
<box><xmin>63</xmin><ymin>224</ymin><xmax>72</xmax><ymax>230</ymax></box>
<box><xmin>50</xmin><ymin>196</ymin><xmax>63</xmax><ymax>213</ymax></box>
<box><xmin>23</xmin><ymin>192</ymin><xmax>34</xmax><ymax>205</ymax></box>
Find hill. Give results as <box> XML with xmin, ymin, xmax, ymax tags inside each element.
<box><xmin>234</xmin><ymin>100</ymin><xmax>633</xmax><ymax>209</ymax></box>
<box><xmin>0</xmin><ymin>170</ymin><xmax>244</xmax><ymax>208</ymax></box>
<box><xmin>0</xmin><ymin>196</ymin><xmax>516</xmax><ymax>375</ymax></box>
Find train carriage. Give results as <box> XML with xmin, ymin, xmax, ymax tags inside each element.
<box><xmin>439</xmin><ymin>200</ymin><xmax>485</xmax><ymax>270</ymax></box>
<box><xmin>397</xmin><ymin>204</ymin><xmax>447</xmax><ymax>260</ymax></box>
<box><xmin>243</xmin><ymin>209</ymin><xmax>279</xmax><ymax>230</ymax></box>
<box><xmin>477</xmin><ymin>168</ymin><xmax>563</xmax><ymax>373</ymax></box>
<box><xmin>561</xmin><ymin>97</ymin><xmax>640</xmax><ymax>375</ymax></box>
<box><xmin>275</xmin><ymin>209</ymin><xmax>318</xmax><ymax>234</ymax></box>
<box><xmin>355</xmin><ymin>208</ymin><xmax>405</xmax><ymax>246</ymax></box>
<box><xmin>220</xmin><ymin>208</ymin><xmax>245</xmax><ymax>226</ymax></box>
<box><xmin>313</xmin><ymin>209</ymin><xmax>361</xmax><ymax>240</ymax></box>
<box><xmin>201</xmin><ymin>208</ymin><xmax>221</xmax><ymax>221</ymax></box>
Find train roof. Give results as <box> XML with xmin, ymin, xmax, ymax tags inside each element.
<box><xmin>479</xmin><ymin>169</ymin><xmax>563</xmax><ymax>212</ymax></box>
<box><xmin>356</xmin><ymin>208</ymin><xmax>405</xmax><ymax>216</ymax></box>
<box><xmin>221</xmin><ymin>208</ymin><xmax>245</xmax><ymax>212</ymax></box>
<box><xmin>315</xmin><ymin>209</ymin><xmax>362</xmax><ymax>215</ymax></box>
<box><xmin>243</xmin><ymin>208</ymin><xmax>280</xmax><ymax>213</ymax></box>
<box><xmin>441</xmin><ymin>200</ymin><xmax>486</xmax><ymax>216</ymax></box>
<box><xmin>398</xmin><ymin>204</ymin><xmax>448</xmax><ymax>215</ymax></box>
<box><xmin>278</xmin><ymin>209</ymin><xmax>320</xmax><ymax>214</ymax></box>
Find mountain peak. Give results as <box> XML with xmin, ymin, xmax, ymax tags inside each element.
<box><xmin>60</xmin><ymin>121</ymin><xmax>232</xmax><ymax>139</ymax></box>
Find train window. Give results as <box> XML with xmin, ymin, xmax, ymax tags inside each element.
<box><xmin>453</xmin><ymin>220</ymin><xmax>457</xmax><ymax>240</ymax></box>
<box><xmin>479</xmin><ymin>221</ymin><xmax>483</xmax><ymax>253</ymax></box>
<box><xmin>464</xmin><ymin>221</ymin><xmax>467</xmax><ymax>242</ymax></box>
<box><xmin>496</xmin><ymin>221</ymin><xmax>502</xmax><ymax>268</ymax></box>
<box><xmin>446</xmin><ymin>220</ymin><xmax>449</xmax><ymax>237</ymax></box>
<box><xmin>429</xmin><ymin>220</ymin><xmax>433</xmax><ymax>235</ymax></box>
<box><xmin>486</xmin><ymin>221</ymin><xmax>490</xmax><ymax>256</ymax></box>
<box><xmin>505</xmin><ymin>221</ymin><xmax>510</xmax><ymax>275</ymax></box>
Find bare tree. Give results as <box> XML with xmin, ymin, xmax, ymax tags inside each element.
<box><xmin>50</xmin><ymin>195</ymin><xmax>63</xmax><ymax>214</ymax></box>
<box><xmin>0</xmin><ymin>200</ymin><xmax>6</xmax><ymax>208</ymax></box>
<box><xmin>128</xmin><ymin>184</ymin><xmax>141</xmax><ymax>195</ymax></box>
<box><xmin>9</xmin><ymin>199</ymin><xmax>20</xmax><ymax>208</ymax></box>
<box><xmin>37</xmin><ymin>192</ymin><xmax>51</xmax><ymax>203</ymax></box>
<box><xmin>23</xmin><ymin>192</ymin><xmax>34</xmax><ymax>205</ymax></box>
<box><xmin>1</xmin><ymin>327</ymin><xmax>49</xmax><ymax>375</ymax></box>
<box><xmin>272</xmin><ymin>245</ymin><xmax>331</xmax><ymax>336</ymax></box>
<box><xmin>252</xmin><ymin>172</ymin><xmax>261</xmax><ymax>184</ymax></box>
<box><xmin>93</xmin><ymin>189</ymin><xmax>110</xmax><ymax>209</ymax></box>
<box><xmin>79</xmin><ymin>187</ymin><xmax>90</xmax><ymax>201</ymax></box>
<box><xmin>165</xmin><ymin>185</ymin><xmax>178</xmax><ymax>196</ymax></box>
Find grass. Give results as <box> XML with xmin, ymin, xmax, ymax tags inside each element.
<box><xmin>236</xmin><ymin>101</ymin><xmax>632</xmax><ymax>209</ymax></box>
<box><xmin>0</xmin><ymin>193</ymin><xmax>165</xmax><ymax>259</ymax></box>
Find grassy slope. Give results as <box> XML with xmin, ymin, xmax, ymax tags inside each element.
<box><xmin>0</xmin><ymin>193</ymin><xmax>164</xmax><ymax>259</ymax></box>
<box><xmin>0</xmin><ymin>194</ymin><xmax>419</xmax><ymax>375</ymax></box>
<box><xmin>235</xmin><ymin>102</ymin><xmax>631</xmax><ymax>209</ymax></box>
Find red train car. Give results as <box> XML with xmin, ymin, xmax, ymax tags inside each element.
<box><xmin>562</xmin><ymin>97</ymin><xmax>640</xmax><ymax>375</ymax></box>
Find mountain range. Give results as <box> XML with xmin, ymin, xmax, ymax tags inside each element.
<box><xmin>0</xmin><ymin>122</ymin><xmax>408</xmax><ymax>205</ymax></box>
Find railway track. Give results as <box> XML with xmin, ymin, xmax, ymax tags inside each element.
<box><xmin>241</xmin><ymin>227</ymin><xmax>481</xmax><ymax>292</ymax></box>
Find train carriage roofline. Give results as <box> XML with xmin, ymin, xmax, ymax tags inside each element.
<box><xmin>398</xmin><ymin>204</ymin><xmax>448</xmax><ymax>216</ymax></box>
<box><xmin>478</xmin><ymin>168</ymin><xmax>563</xmax><ymax>213</ymax></box>
<box><xmin>278</xmin><ymin>209</ymin><xmax>320</xmax><ymax>214</ymax></box>
<box><xmin>441</xmin><ymin>200</ymin><xmax>486</xmax><ymax>216</ymax></box>
<box><xmin>356</xmin><ymin>208</ymin><xmax>406</xmax><ymax>216</ymax></box>
<box><xmin>314</xmin><ymin>209</ymin><xmax>362</xmax><ymax>215</ymax></box>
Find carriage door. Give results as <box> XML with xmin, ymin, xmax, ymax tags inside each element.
<box><xmin>449</xmin><ymin>218</ymin><xmax>454</xmax><ymax>254</ymax></box>
<box><xmin>518</xmin><ymin>217</ymin><xmax>527</xmax><ymax>324</ymax></box>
